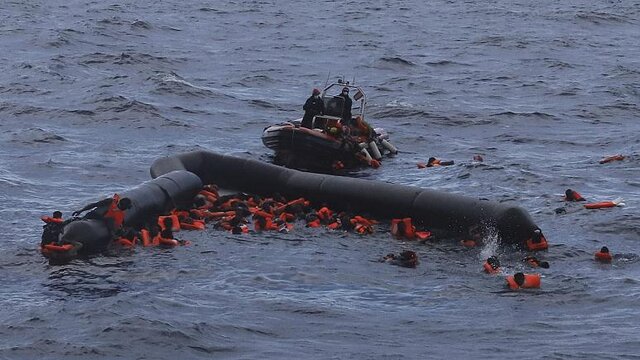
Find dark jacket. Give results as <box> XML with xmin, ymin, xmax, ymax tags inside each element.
<box><xmin>302</xmin><ymin>96</ymin><xmax>324</xmax><ymax>128</ymax></box>
<box><xmin>338</xmin><ymin>93</ymin><xmax>352</xmax><ymax>123</ymax></box>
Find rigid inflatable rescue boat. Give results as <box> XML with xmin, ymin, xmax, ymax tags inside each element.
<box><xmin>262</xmin><ymin>80</ymin><xmax>398</xmax><ymax>170</ymax></box>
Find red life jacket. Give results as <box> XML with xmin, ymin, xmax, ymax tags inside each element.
<box><xmin>526</xmin><ymin>233</ymin><xmax>548</xmax><ymax>251</ymax></box>
<box><xmin>506</xmin><ymin>274</ymin><xmax>541</xmax><ymax>290</ymax></box>
<box><xmin>140</xmin><ymin>229</ymin><xmax>152</xmax><ymax>247</ymax></box>
<box><xmin>41</xmin><ymin>215</ymin><xmax>64</xmax><ymax>224</ymax></box>
<box><xmin>104</xmin><ymin>199</ymin><xmax>125</xmax><ymax>229</ymax></box>
<box><xmin>484</xmin><ymin>262</ymin><xmax>500</xmax><ymax>274</ymax></box>
<box><xmin>595</xmin><ymin>251</ymin><xmax>612</xmax><ymax>263</ymax></box>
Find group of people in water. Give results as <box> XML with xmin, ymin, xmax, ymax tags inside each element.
<box><xmin>41</xmin><ymin>179</ymin><xmax>621</xmax><ymax>290</ymax></box>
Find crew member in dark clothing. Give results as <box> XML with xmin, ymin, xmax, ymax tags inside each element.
<box><xmin>302</xmin><ymin>88</ymin><xmax>324</xmax><ymax>129</ymax></box>
<box><xmin>338</xmin><ymin>87</ymin><xmax>353</xmax><ymax>124</ymax></box>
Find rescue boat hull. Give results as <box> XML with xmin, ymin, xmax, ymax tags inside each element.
<box><xmin>262</xmin><ymin>122</ymin><xmax>357</xmax><ymax>169</ymax></box>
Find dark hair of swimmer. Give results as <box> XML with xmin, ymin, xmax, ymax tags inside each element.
<box><xmin>161</xmin><ymin>229</ymin><xmax>173</xmax><ymax>239</ymax></box>
<box><xmin>163</xmin><ymin>216</ymin><xmax>174</xmax><ymax>228</ymax></box>
<box><xmin>514</xmin><ymin>272</ymin><xmax>525</xmax><ymax>286</ymax></box>
<box><xmin>487</xmin><ymin>256</ymin><xmax>500</xmax><ymax>268</ymax></box>
<box><xmin>53</xmin><ymin>211</ymin><xmax>62</xmax><ymax>218</ymax></box>
<box><xmin>539</xmin><ymin>261</ymin><xmax>550</xmax><ymax>269</ymax></box>
<box><xmin>117</xmin><ymin>197</ymin><xmax>132</xmax><ymax>210</ymax></box>
<box><xmin>193</xmin><ymin>196</ymin><xmax>206</xmax><ymax>208</ymax></box>
<box><xmin>600</xmin><ymin>246</ymin><xmax>609</xmax><ymax>253</ymax></box>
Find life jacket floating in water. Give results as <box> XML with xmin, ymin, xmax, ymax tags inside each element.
<box><xmin>506</xmin><ymin>273</ymin><xmax>541</xmax><ymax>290</ymax></box>
<box><xmin>599</xmin><ymin>154</ymin><xmax>624</xmax><ymax>164</ymax></box>
<box><xmin>584</xmin><ymin>197</ymin><xmax>624</xmax><ymax>209</ymax></box>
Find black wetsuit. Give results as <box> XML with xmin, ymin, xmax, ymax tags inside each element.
<box><xmin>302</xmin><ymin>95</ymin><xmax>324</xmax><ymax>129</ymax></box>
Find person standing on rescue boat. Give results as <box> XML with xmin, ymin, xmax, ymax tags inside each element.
<box><xmin>302</xmin><ymin>88</ymin><xmax>324</xmax><ymax>129</ymax></box>
<box><xmin>337</xmin><ymin>86</ymin><xmax>353</xmax><ymax>125</ymax></box>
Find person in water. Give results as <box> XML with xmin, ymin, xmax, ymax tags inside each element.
<box><xmin>72</xmin><ymin>194</ymin><xmax>132</xmax><ymax>233</ymax></box>
<box><xmin>302</xmin><ymin>88</ymin><xmax>324</xmax><ymax>129</ymax></box>
<box><xmin>337</xmin><ymin>87</ymin><xmax>353</xmax><ymax>124</ymax></box>
<box><xmin>41</xmin><ymin>211</ymin><xmax>65</xmax><ymax>246</ymax></box>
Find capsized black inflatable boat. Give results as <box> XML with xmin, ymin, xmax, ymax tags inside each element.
<box><xmin>150</xmin><ymin>150</ymin><xmax>546</xmax><ymax>247</ymax></box>
<box><xmin>50</xmin><ymin>170</ymin><xmax>202</xmax><ymax>261</ymax></box>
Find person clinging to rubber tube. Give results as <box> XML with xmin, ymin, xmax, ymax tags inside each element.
<box><xmin>72</xmin><ymin>194</ymin><xmax>132</xmax><ymax>232</ymax></box>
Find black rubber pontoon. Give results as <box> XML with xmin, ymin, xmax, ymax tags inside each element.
<box><xmin>150</xmin><ymin>150</ymin><xmax>542</xmax><ymax>246</ymax></box>
<box><xmin>58</xmin><ymin>170</ymin><xmax>202</xmax><ymax>255</ymax></box>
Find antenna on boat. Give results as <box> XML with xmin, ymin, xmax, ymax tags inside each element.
<box><xmin>323</xmin><ymin>72</ymin><xmax>331</xmax><ymax>89</ymax></box>
<box><xmin>352</xmin><ymin>74</ymin><xmax>356</xmax><ymax>85</ymax></box>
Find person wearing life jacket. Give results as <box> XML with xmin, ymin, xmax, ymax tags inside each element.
<box><xmin>505</xmin><ymin>272</ymin><xmax>541</xmax><ymax>290</ymax></box>
<box><xmin>599</xmin><ymin>154</ymin><xmax>624</xmax><ymax>164</ymax></box>
<box><xmin>564</xmin><ymin>189</ymin><xmax>586</xmax><ymax>201</ymax></box>
<box><xmin>305</xmin><ymin>213</ymin><xmax>322</xmax><ymax>228</ymax></box>
<box><xmin>391</xmin><ymin>218</ymin><xmax>430</xmax><ymax>240</ymax></box>
<box><xmin>483</xmin><ymin>256</ymin><xmax>501</xmax><ymax>274</ymax></box>
<box><xmin>116</xmin><ymin>228</ymin><xmax>137</xmax><ymax>248</ymax></box>
<box><xmin>316</xmin><ymin>206</ymin><xmax>333</xmax><ymax>225</ymax></box>
<box><xmin>524</xmin><ymin>256</ymin><xmax>550</xmax><ymax>269</ymax></box>
<box><xmin>426</xmin><ymin>157</ymin><xmax>454</xmax><ymax>167</ymax></box>
<box><xmin>595</xmin><ymin>246</ymin><xmax>612</xmax><ymax>263</ymax></box>
<box><xmin>382</xmin><ymin>251</ymin><xmax>419</xmax><ymax>268</ymax></box>
<box><xmin>526</xmin><ymin>229</ymin><xmax>548</xmax><ymax>251</ymax></box>
<box><xmin>72</xmin><ymin>194</ymin><xmax>132</xmax><ymax>233</ymax></box>
<box><xmin>40</xmin><ymin>211</ymin><xmax>65</xmax><ymax>246</ymax></box>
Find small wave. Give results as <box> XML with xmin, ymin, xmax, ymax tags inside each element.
<box><xmin>131</xmin><ymin>20</ymin><xmax>151</xmax><ymax>29</ymax></box>
<box><xmin>378</xmin><ymin>57</ymin><xmax>415</xmax><ymax>66</ymax></box>
<box><xmin>10</xmin><ymin>128</ymin><xmax>66</xmax><ymax>144</ymax></box>
<box><xmin>151</xmin><ymin>73</ymin><xmax>220</xmax><ymax>98</ymax></box>
<box><xmin>425</xmin><ymin>60</ymin><xmax>468</xmax><ymax>67</ymax></box>
<box><xmin>491</xmin><ymin>111</ymin><xmax>556</xmax><ymax>119</ymax></box>
<box><xmin>575</xmin><ymin>11</ymin><xmax>631</xmax><ymax>24</ymax></box>
<box><xmin>79</xmin><ymin>52</ymin><xmax>174</xmax><ymax>66</ymax></box>
<box><xmin>370</xmin><ymin>57</ymin><xmax>415</xmax><ymax>70</ymax></box>
<box><xmin>248</xmin><ymin>99</ymin><xmax>278</xmax><ymax>109</ymax></box>
<box><xmin>94</xmin><ymin>95</ymin><xmax>159</xmax><ymax>114</ymax></box>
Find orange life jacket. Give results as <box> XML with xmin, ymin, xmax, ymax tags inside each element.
<box><xmin>327</xmin><ymin>221</ymin><xmax>341</xmax><ymax>230</ymax></box>
<box><xmin>180</xmin><ymin>220</ymin><xmax>205</xmax><ymax>231</ymax></box>
<box><xmin>116</xmin><ymin>237</ymin><xmax>136</xmax><ymax>248</ymax></box>
<box><xmin>41</xmin><ymin>215</ymin><xmax>64</xmax><ymax>224</ymax></box>
<box><xmin>306</xmin><ymin>219</ymin><xmax>322</xmax><ymax>228</ymax></box>
<box><xmin>140</xmin><ymin>229</ymin><xmax>152</xmax><ymax>247</ymax></box>
<box><xmin>199</xmin><ymin>190</ymin><xmax>218</xmax><ymax>203</ymax></box>
<box><xmin>461</xmin><ymin>239</ymin><xmax>477</xmax><ymax>247</ymax></box>
<box><xmin>483</xmin><ymin>262</ymin><xmax>500</xmax><ymax>274</ymax></box>
<box><xmin>584</xmin><ymin>201</ymin><xmax>617</xmax><ymax>209</ymax></box>
<box><xmin>599</xmin><ymin>154</ymin><xmax>624</xmax><ymax>164</ymax></box>
<box><xmin>104</xmin><ymin>198</ymin><xmax>125</xmax><ymax>229</ymax></box>
<box><xmin>317</xmin><ymin>207</ymin><xmax>333</xmax><ymax>221</ymax></box>
<box><xmin>595</xmin><ymin>251</ymin><xmax>612</xmax><ymax>263</ymax></box>
<box><xmin>506</xmin><ymin>274</ymin><xmax>541</xmax><ymax>290</ymax></box>
<box><xmin>526</xmin><ymin>235</ymin><xmax>548</xmax><ymax>251</ymax></box>
<box><xmin>42</xmin><ymin>243</ymin><xmax>74</xmax><ymax>253</ymax></box>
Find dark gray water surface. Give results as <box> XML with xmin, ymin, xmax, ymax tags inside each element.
<box><xmin>1</xmin><ymin>1</ymin><xmax>639</xmax><ymax>358</ymax></box>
